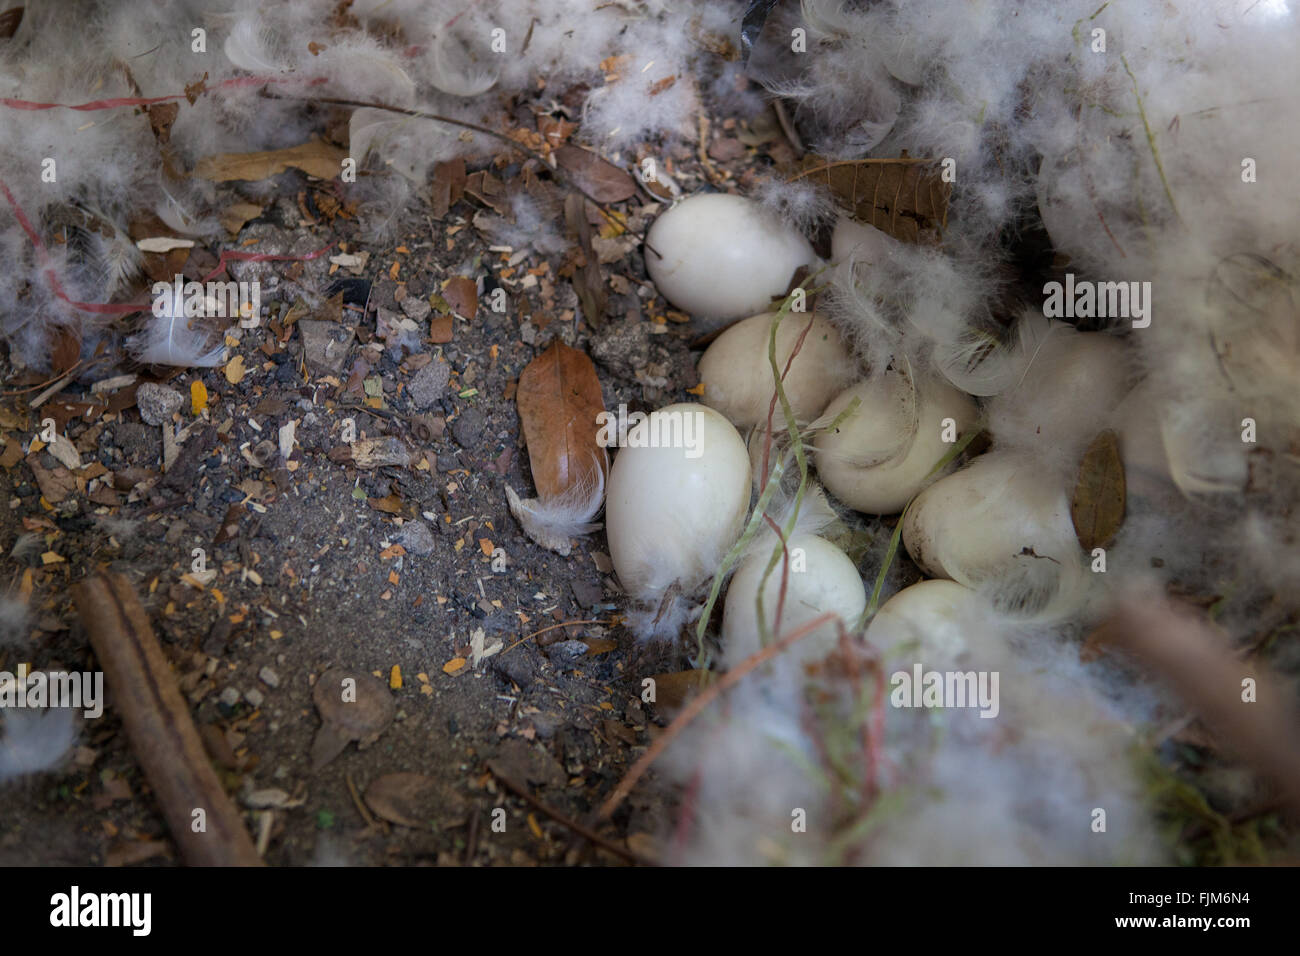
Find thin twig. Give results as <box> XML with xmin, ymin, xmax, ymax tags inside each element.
<box><xmin>261</xmin><ymin>91</ymin><xmax>650</xmax><ymax>247</ymax></box>
<box><xmin>599</xmin><ymin>612</ymin><xmax>837</xmax><ymax>823</ymax></box>
<box><xmin>345</xmin><ymin>771</ymin><xmax>380</xmax><ymax>830</ymax></box>
<box><xmin>492</xmin><ymin>771</ymin><xmax>643</xmax><ymax>865</ymax></box>
<box><xmin>500</xmin><ymin>618</ymin><xmax>613</xmax><ymax>656</ymax></box>
<box><xmin>771</xmin><ymin>99</ymin><xmax>804</xmax><ymax>158</ymax></box>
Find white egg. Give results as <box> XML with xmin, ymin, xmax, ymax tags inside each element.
<box><xmin>645</xmin><ymin>193</ymin><xmax>816</xmax><ymax>322</ymax></box>
<box><xmin>902</xmin><ymin>451</ymin><xmax>1086</xmax><ymax>616</ymax></box>
<box><xmin>697</xmin><ymin>311</ymin><xmax>860</xmax><ymax>428</ymax></box>
<box><xmin>865</xmin><ymin>579</ymin><xmax>989</xmax><ymax>668</ymax></box>
<box><xmin>606</xmin><ymin>403</ymin><xmax>752</xmax><ymax>631</ymax></box>
<box><xmin>722</xmin><ymin>534</ymin><xmax>866</xmax><ymax>667</ymax></box>
<box><xmin>815</xmin><ymin>369</ymin><xmax>978</xmax><ymax>514</ymax></box>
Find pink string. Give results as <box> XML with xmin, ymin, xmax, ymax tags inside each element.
<box><xmin>0</xmin><ymin>74</ymin><xmax>337</xmax><ymax>315</ymax></box>
<box><xmin>0</xmin><ymin>73</ymin><xmax>320</xmax><ymax>113</ymax></box>
<box><xmin>0</xmin><ymin>174</ymin><xmax>337</xmax><ymax>315</ymax></box>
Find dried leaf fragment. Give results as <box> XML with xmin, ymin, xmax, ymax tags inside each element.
<box><xmin>564</xmin><ymin>193</ymin><xmax>607</xmax><ymax>328</ymax></box>
<box><xmin>507</xmin><ymin>342</ymin><xmax>608</xmax><ymax>555</ymax></box>
<box><xmin>646</xmin><ymin>670</ymin><xmax>716</xmax><ymax>713</ymax></box>
<box><xmin>515</xmin><ymin>341</ymin><xmax>606</xmax><ymax>501</ymax></box>
<box><xmin>441</xmin><ymin>276</ymin><xmax>477</xmax><ymax>319</ymax></box>
<box><xmin>429</xmin><ymin>158</ymin><xmax>467</xmax><ymax>219</ymax></box>
<box><xmin>1071</xmin><ymin>429</ymin><xmax>1126</xmax><ymax>550</ymax></box>
<box><xmin>224</xmin><ymin>354</ymin><xmax>247</xmax><ymax>384</ymax></box>
<box><xmin>193</xmin><ymin>137</ymin><xmax>347</xmax><ymax>182</ymax></box>
<box><xmin>365</xmin><ymin>773</ymin><xmax>466</xmax><ymax>829</ymax></box>
<box><xmin>310</xmin><ymin>667</ymin><xmax>395</xmax><ymax>770</ymax></box>
<box><xmin>349</xmin><ymin>436</ymin><xmax>411</xmax><ymax>469</ymax></box>
<box><xmin>794</xmin><ymin>154</ymin><xmax>950</xmax><ymax>243</ymax></box>
<box><xmin>554</xmin><ymin>145</ymin><xmax>636</xmax><ymax>203</ymax></box>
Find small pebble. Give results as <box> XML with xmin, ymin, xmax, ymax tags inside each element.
<box><xmin>400</xmin><ymin>296</ymin><xmax>432</xmax><ymax>321</ymax></box>
<box><xmin>397</xmin><ymin>520</ymin><xmax>436</xmax><ymax>556</ymax></box>
<box><xmin>450</xmin><ymin>408</ymin><xmax>486</xmax><ymax>447</ymax></box>
<box><xmin>136</xmin><ymin>383</ymin><xmax>185</xmax><ymax>426</ymax></box>
<box><xmin>259</xmin><ymin>666</ymin><xmax>280</xmax><ymax>689</ymax></box>
<box><xmin>408</xmin><ymin>361</ymin><xmax>451</xmax><ymax>409</ymax></box>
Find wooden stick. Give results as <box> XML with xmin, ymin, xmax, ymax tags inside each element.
<box><xmin>74</xmin><ymin>571</ymin><xmax>264</xmax><ymax>866</ymax></box>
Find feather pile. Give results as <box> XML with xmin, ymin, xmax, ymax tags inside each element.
<box><xmin>2</xmin><ymin>1</ymin><xmax>1297</xmax><ymax>865</ymax></box>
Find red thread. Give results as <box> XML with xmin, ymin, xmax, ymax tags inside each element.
<box><xmin>198</xmin><ymin>241</ymin><xmax>338</xmax><ymax>284</ymax></box>
<box><xmin>0</xmin><ymin>73</ymin><xmax>324</xmax><ymax>114</ymax></box>
<box><xmin>1</xmin><ymin>175</ymin><xmax>336</xmax><ymax>315</ymax></box>
<box><xmin>0</xmin><ymin>72</ymin><xmax>338</xmax><ymax>316</ymax></box>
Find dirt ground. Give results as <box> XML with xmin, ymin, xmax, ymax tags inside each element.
<box><xmin>0</xmin><ymin>98</ymin><xmax>913</xmax><ymax>866</ymax></box>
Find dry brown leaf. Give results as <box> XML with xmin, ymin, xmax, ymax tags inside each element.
<box><xmin>184</xmin><ymin>73</ymin><xmax>208</xmax><ymax>105</ymax></box>
<box><xmin>441</xmin><ymin>276</ymin><xmax>477</xmax><ymax>319</ymax></box>
<box><xmin>1071</xmin><ymin>430</ymin><xmax>1126</xmax><ymax>551</ymax></box>
<box><xmin>646</xmin><ymin>670</ymin><xmax>716</xmax><ymax>713</ymax></box>
<box><xmin>794</xmin><ymin>154</ymin><xmax>950</xmax><ymax>244</ymax></box>
<box><xmin>367</xmin><ymin>493</ymin><xmax>406</xmax><ymax>515</ymax></box>
<box><xmin>26</xmin><ymin>457</ymin><xmax>76</xmax><ymax>504</ymax></box>
<box><xmin>537</xmin><ymin>114</ymin><xmax>578</xmax><ymax>148</ymax></box>
<box><xmin>310</xmin><ymin>668</ymin><xmax>394</xmax><ymax>769</ymax></box>
<box><xmin>0</xmin><ymin>437</ymin><xmax>23</xmax><ymax>469</ymax></box>
<box><xmin>429</xmin><ymin>158</ymin><xmax>467</xmax><ymax>219</ymax></box>
<box><xmin>220</xmin><ymin>202</ymin><xmax>264</xmax><ymax>235</ymax></box>
<box><xmin>44</xmin><ymin>432</ymin><xmax>82</xmax><ymax>471</ymax></box>
<box><xmin>146</xmin><ymin>102</ymin><xmax>180</xmax><ymax>145</ymax></box>
<box><xmin>193</xmin><ymin>137</ymin><xmax>347</xmax><ymax>182</ymax></box>
<box><xmin>364</xmin><ymin>773</ymin><xmax>448</xmax><ymax>829</ymax></box>
<box><xmin>464</xmin><ymin>170</ymin><xmax>508</xmax><ymax>215</ymax></box>
<box><xmin>515</xmin><ymin>341</ymin><xmax>606</xmax><ymax>501</ymax></box>
<box><xmin>350</xmin><ymin>436</ymin><xmax>411</xmax><ymax>469</ymax></box>
<box><xmin>51</xmin><ymin>327</ymin><xmax>80</xmax><ymax>377</ymax></box>
<box><xmin>429</xmin><ymin>315</ymin><xmax>454</xmax><ymax>344</ymax></box>
<box><xmin>554</xmin><ymin>145</ymin><xmax>636</xmax><ymax>204</ymax></box>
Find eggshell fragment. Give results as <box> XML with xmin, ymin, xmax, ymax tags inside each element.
<box><xmin>645</xmin><ymin>193</ymin><xmax>816</xmax><ymax>322</ymax></box>
<box><xmin>815</xmin><ymin>370</ymin><xmax>978</xmax><ymax>514</ymax></box>
<box><xmin>698</xmin><ymin>311</ymin><xmax>860</xmax><ymax>428</ymax></box>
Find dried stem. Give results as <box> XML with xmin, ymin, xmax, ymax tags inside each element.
<box><xmin>73</xmin><ymin>571</ymin><xmax>263</xmax><ymax>866</ymax></box>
